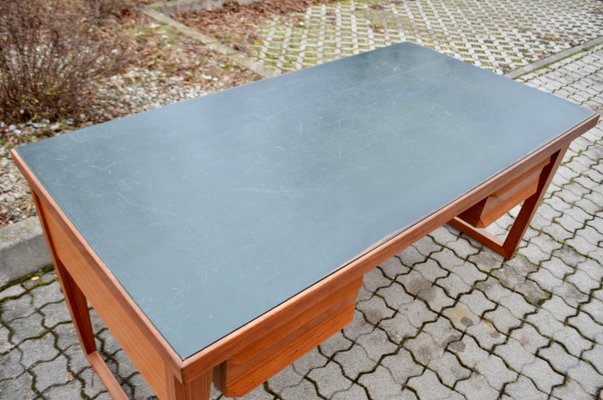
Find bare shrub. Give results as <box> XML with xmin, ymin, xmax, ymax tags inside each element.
<box><xmin>0</xmin><ymin>0</ymin><xmax>128</xmax><ymax>125</ymax></box>
<box><xmin>85</xmin><ymin>0</ymin><xmax>131</xmax><ymax>21</ymax></box>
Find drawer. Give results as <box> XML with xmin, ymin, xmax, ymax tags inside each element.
<box><xmin>213</xmin><ymin>278</ymin><xmax>362</xmax><ymax>397</ymax></box>
<box><xmin>458</xmin><ymin>156</ymin><xmax>551</xmax><ymax>228</ymax></box>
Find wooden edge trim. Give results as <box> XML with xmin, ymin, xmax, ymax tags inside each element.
<box><xmin>87</xmin><ymin>351</ymin><xmax>129</xmax><ymax>400</ymax></box>
<box><xmin>181</xmin><ymin>113</ymin><xmax>600</xmax><ymax>378</ymax></box>
<box><xmin>10</xmin><ymin>150</ymin><xmax>184</xmax><ymax>380</ymax></box>
<box><xmin>447</xmin><ymin>217</ymin><xmax>506</xmax><ymax>257</ymax></box>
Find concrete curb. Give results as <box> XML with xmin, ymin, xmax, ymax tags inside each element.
<box><xmin>506</xmin><ymin>35</ymin><xmax>603</xmax><ymax>79</ymax></box>
<box><xmin>0</xmin><ymin>217</ymin><xmax>50</xmax><ymax>286</ymax></box>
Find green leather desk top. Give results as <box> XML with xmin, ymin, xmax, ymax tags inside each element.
<box><xmin>17</xmin><ymin>43</ymin><xmax>594</xmax><ymax>358</ymax></box>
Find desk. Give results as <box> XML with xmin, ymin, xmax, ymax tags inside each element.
<box><xmin>13</xmin><ymin>43</ymin><xmax>598</xmax><ymax>399</ymax></box>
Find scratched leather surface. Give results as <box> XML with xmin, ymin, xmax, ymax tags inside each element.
<box><xmin>17</xmin><ymin>43</ymin><xmax>593</xmax><ymax>358</ymax></box>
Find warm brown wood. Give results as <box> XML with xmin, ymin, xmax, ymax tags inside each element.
<box><xmin>166</xmin><ymin>365</ymin><xmax>211</xmax><ymax>400</ymax></box>
<box><xmin>501</xmin><ymin>147</ymin><xmax>567</xmax><ymax>257</ymax></box>
<box><xmin>39</xmin><ymin>195</ymin><xmax>172</xmax><ymax>398</ymax></box>
<box><xmin>13</xmin><ymin>151</ymin><xmax>184</xmax><ymax>399</ymax></box>
<box><xmin>451</xmin><ymin>147</ymin><xmax>568</xmax><ymax>259</ymax></box>
<box><xmin>12</xmin><ymin>112</ymin><xmax>599</xmax><ymax>399</ymax></box>
<box><xmin>88</xmin><ymin>352</ymin><xmax>129</xmax><ymax>400</ymax></box>
<box><xmin>458</xmin><ymin>156</ymin><xmax>550</xmax><ymax>227</ymax></box>
<box><xmin>32</xmin><ymin>192</ymin><xmax>97</xmax><ymax>355</ymax></box>
<box><xmin>448</xmin><ymin>217</ymin><xmax>506</xmax><ymax>254</ymax></box>
<box><xmin>215</xmin><ymin>278</ymin><xmax>362</xmax><ymax>397</ymax></box>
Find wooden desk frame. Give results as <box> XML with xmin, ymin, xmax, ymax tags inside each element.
<box><xmin>12</xmin><ymin>114</ymin><xmax>598</xmax><ymax>399</ymax></box>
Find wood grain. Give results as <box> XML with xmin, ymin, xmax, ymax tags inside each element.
<box><xmin>215</xmin><ymin>278</ymin><xmax>362</xmax><ymax>397</ymax></box>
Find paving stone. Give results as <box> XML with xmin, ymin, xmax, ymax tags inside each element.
<box><xmin>363</xmin><ymin>266</ymin><xmax>392</xmax><ymax>294</ymax></box>
<box><xmin>567</xmin><ymin>362</ymin><xmax>603</xmax><ymax>396</ymax></box>
<box><xmin>379</xmin><ymin>257</ymin><xmax>410</xmax><ymax>280</ymax></box>
<box><xmin>541</xmin><ymin>294</ymin><xmax>577</xmax><ymax>322</ymax></box>
<box><xmin>455</xmin><ymin>373</ymin><xmax>499</xmax><ymax>400</ymax></box>
<box><xmin>397</xmin><ymin>270</ymin><xmax>433</xmax><ymax>297</ymax></box>
<box><xmin>18</xmin><ymin>332</ymin><xmax>58</xmax><ymax>369</ymax></box>
<box><xmin>503</xmin><ymin>375</ymin><xmax>547</xmax><ymax>400</ymax></box>
<box><xmin>494</xmin><ymin>338</ymin><xmax>536</xmax><ymax>371</ymax></box>
<box><xmin>0</xmin><ymin>371</ymin><xmax>35</xmax><ymax>400</ymax></box>
<box><xmin>416</xmin><ymin>284</ymin><xmax>454</xmax><ymax>313</ymax></box>
<box><xmin>445</xmin><ymin>237</ymin><xmax>480</xmax><ymax>260</ymax></box>
<box><xmin>292</xmin><ymin>346</ymin><xmax>330</xmax><ymax>375</ymax></box>
<box><xmin>550</xmin><ymin>280</ymin><xmax>590</xmax><ymax>309</ymax></box>
<box><xmin>582</xmin><ymin>343</ymin><xmax>603</xmax><ymax>374</ymax></box>
<box><xmin>318</xmin><ymin>331</ymin><xmax>352</xmax><ymax>358</ymax></box>
<box><xmin>0</xmin><ymin>347</ymin><xmax>24</xmax><ymax>381</ymax></box>
<box><xmin>0</xmin><ymin>325</ymin><xmax>12</xmax><ymax>354</ymax></box>
<box><xmin>568</xmin><ymin>311</ymin><xmax>603</xmax><ymax>339</ymax></box>
<box><xmin>233</xmin><ymin>384</ymin><xmax>274</xmax><ymax>400</ymax></box>
<box><xmin>8</xmin><ymin>311</ymin><xmax>46</xmax><ymax>343</ymax></box>
<box><xmin>342</xmin><ymin>310</ymin><xmax>374</xmax><ymax>342</ymax></box>
<box><xmin>575</xmin><ymin>259</ymin><xmax>603</xmax><ymax>282</ymax></box>
<box><xmin>334</xmin><ymin>343</ymin><xmax>377</xmax><ymax>380</ymax></box>
<box><xmin>308</xmin><ymin>361</ymin><xmax>353</xmax><ymax>398</ymax></box>
<box><xmin>550</xmin><ymin>377</ymin><xmax>592</xmax><ymax>400</ymax></box>
<box><xmin>279</xmin><ymin>378</ymin><xmax>319</xmax><ymax>399</ymax></box>
<box><xmin>397</xmin><ymin>246</ymin><xmax>427</xmax><ymax>269</ymax></box>
<box><xmin>566</xmin><ymin>269</ymin><xmax>600</xmax><ymax>295</ymax></box>
<box><xmin>528</xmin><ymin>267</ymin><xmax>565</xmax><ymax>291</ymax></box>
<box><xmin>358</xmin><ymin>365</ymin><xmax>402</xmax><ymax>399</ymax></box>
<box><xmin>436</xmin><ymin>272</ymin><xmax>472</xmax><ymax>299</ymax></box>
<box><xmin>0</xmin><ymin>283</ymin><xmax>25</xmax><ymax>299</ymax></box>
<box><xmin>53</xmin><ymin>322</ymin><xmax>80</xmax><ymax>352</ymax></box>
<box><xmin>31</xmin><ymin>281</ymin><xmax>63</xmax><ymax>309</ymax></box>
<box><xmin>44</xmin><ymin>379</ymin><xmax>83</xmax><ymax>400</ymax></box>
<box><xmin>406</xmin><ymin>330</ymin><xmax>444</xmax><ymax>366</ymax></box>
<box><xmin>32</xmin><ymin>354</ymin><xmax>70</xmax><ymax>392</ymax></box>
<box><xmin>377</xmin><ymin>281</ymin><xmax>414</xmax><ymax>310</ymax></box>
<box><xmin>508</xmin><ymin>324</ymin><xmax>548</xmax><ymax>354</ymax></box>
<box><xmin>79</xmin><ymin>367</ymin><xmax>108</xmax><ymax>399</ymax></box>
<box><xmin>356</xmin><ymin>295</ymin><xmax>395</xmax><ymax>325</ymax></box>
<box><xmin>521</xmin><ymin>357</ymin><xmax>564</xmax><ymax>393</ymax></box>
<box><xmin>414</xmin><ymin>259</ymin><xmax>448</xmax><ymax>282</ymax></box>
<box><xmin>380</xmin><ymin>298</ymin><xmax>436</xmax><ymax>343</ymax></box>
<box><xmin>466</xmin><ymin>319</ymin><xmax>506</xmax><ymax>351</ymax></box>
<box><xmin>539</xmin><ymin>342</ymin><xmax>580</xmax><ymax>373</ymax></box>
<box><xmin>356</xmin><ymin>327</ymin><xmax>397</xmax><ymax>362</ymax></box>
<box><xmin>1</xmin><ymin>293</ymin><xmax>34</xmax><ymax>322</ymax></box>
<box><xmin>448</xmin><ymin>335</ymin><xmax>489</xmax><ymax>369</ymax></box>
<box><xmin>475</xmin><ymin>354</ymin><xmax>517</xmax><ymax>390</ymax></box>
<box><xmin>407</xmin><ymin>368</ymin><xmax>457</xmax><ymax>400</ymax></box>
<box><xmin>459</xmin><ymin>290</ymin><xmax>496</xmax><ymax>317</ymax></box>
<box><xmin>428</xmin><ymin>351</ymin><xmax>471</xmax><ymax>387</ymax></box>
<box><xmin>483</xmin><ymin>305</ymin><xmax>522</xmax><ymax>335</ymax></box>
<box><xmin>267</xmin><ymin>366</ymin><xmax>304</xmax><ymax>394</ymax></box>
<box><xmin>381</xmin><ymin>348</ymin><xmax>423</xmax><ymax>384</ymax></box>
<box><xmin>64</xmin><ymin>343</ymin><xmax>90</xmax><ymax>375</ymax></box>
<box><xmin>40</xmin><ymin>301</ymin><xmax>71</xmax><ymax>328</ymax></box>
<box><xmin>22</xmin><ymin>271</ymin><xmax>56</xmax><ymax>289</ymax></box>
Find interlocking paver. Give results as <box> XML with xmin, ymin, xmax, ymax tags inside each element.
<box><xmin>358</xmin><ymin>365</ymin><xmax>402</xmax><ymax>399</ymax></box>
<box><xmin>521</xmin><ymin>357</ymin><xmax>564</xmax><ymax>393</ymax></box>
<box><xmin>32</xmin><ymin>355</ymin><xmax>70</xmax><ymax>393</ymax></box>
<box><xmin>503</xmin><ymin>375</ymin><xmax>547</xmax><ymax>400</ymax></box>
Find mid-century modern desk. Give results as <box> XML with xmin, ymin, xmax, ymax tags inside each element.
<box><xmin>13</xmin><ymin>43</ymin><xmax>598</xmax><ymax>399</ymax></box>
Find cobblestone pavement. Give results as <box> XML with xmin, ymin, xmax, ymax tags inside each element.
<box><xmin>2</xmin><ymin>26</ymin><xmax>603</xmax><ymax>400</ymax></box>
<box><xmin>252</xmin><ymin>0</ymin><xmax>603</xmax><ymax>74</ymax></box>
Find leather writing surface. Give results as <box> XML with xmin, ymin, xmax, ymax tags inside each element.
<box><xmin>17</xmin><ymin>43</ymin><xmax>593</xmax><ymax>358</ymax></box>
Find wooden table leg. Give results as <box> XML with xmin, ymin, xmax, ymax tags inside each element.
<box><xmin>32</xmin><ymin>192</ymin><xmax>129</xmax><ymax>400</ymax></box>
<box><xmin>165</xmin><ymin>366</ymin><xmax>211</xmax><ymax>400</ymax></box>
<box><xmin>449</xmin><ymin>147</ymin><xmax>567</xmax><ymax>260</ymax></box>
